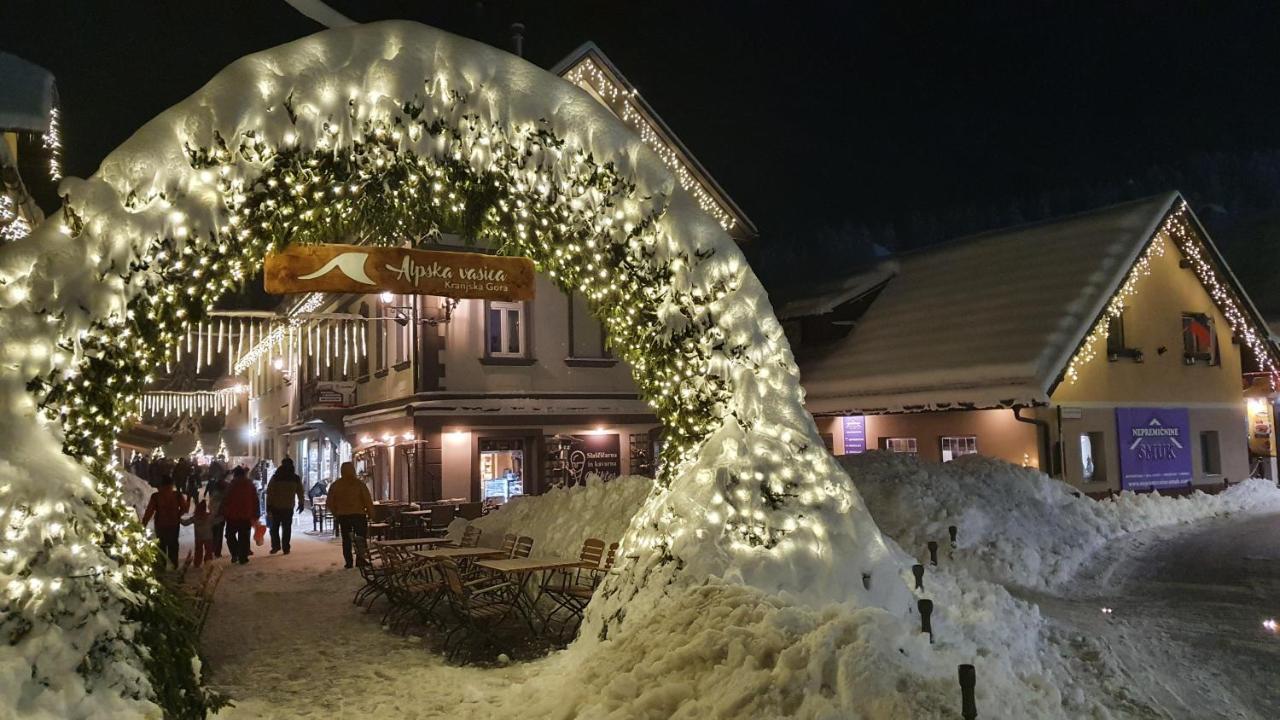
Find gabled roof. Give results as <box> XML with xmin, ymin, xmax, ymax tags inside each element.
<box><xmin>0</xmin><ymin>53</ymin><xmax>57</xmax><ymax>133</ymax></box>
<box><xmin>775</xmin><ymin>261</ymin><xmax>898</xmax><ymax>320</ymax></box>
<box><xmin>795</xmin><ymin>192</ymin><xmax>1276</xmax><ymax>415</ymax></box>
<box><xmin>552</xmin><ymin>43</ymin><xmax>757</xmax><ymax>242</ymax></box>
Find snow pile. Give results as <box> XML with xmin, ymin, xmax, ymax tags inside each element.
<box><xmin>120</xmin><ymin>471</ymin><xmax>153</xmax><ymax>521</ymax></box>
<box><xmin>448</xmin><ymin>474</ymin><xmax>653</xmax><ymax>559</ymax></box>
<box><xmin>440</xmin><ymin>472</ymin><xmax>1129</xmax><ymax>719</ymax></box>
<box><xmin>842</xmin><ymin>451</ymin><xmax>1280</xmax><ymax>589</ymax></box>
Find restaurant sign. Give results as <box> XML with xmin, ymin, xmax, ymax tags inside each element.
<box><xmin>568</xmin><ymin>433</ymin><xmax>622</xmax><ymax>483</ymax></box>
<box><xmin>265</xmin><ymin>244</ymin><xmax>535</xmax><ymax>301</ymax></box>
<box><xmin>1115</xmin><ymin>407</ymin><xmax>1194</xmax><ymax>490</ymax></box>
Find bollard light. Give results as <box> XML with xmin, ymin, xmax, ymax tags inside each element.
<box><xmin>918</xmin><ymin>598</ymin><xmax>934</xmax><ymax>642</ymax></box>
<box><xmin>861</xmin><ymin>572</ymin><xmax>872</xmax><ymax>591</ymax></box>
<box><xmin>948</xmin><ymin>525</ymin><xmax>958</xmax><ymax>547</ymax></box>
<box><xmin>928</xmin><ymin>540</ymin><xmax>939</xmax><ymax>566</ymax></box>
<box><xmin>959</xmin><ymin>664</ymin><xmax>977</xmax><ymax>720</ymax></box>
<box><xmin>912</xmin><ymin>563</ymin><xmax>925</xmax><ymax>590</ymax></box>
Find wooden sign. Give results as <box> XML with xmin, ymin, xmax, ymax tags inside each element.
<box><xmin>264</xmin><ymin>244</ymin><xmax>535</xmax><ymax>301</ymax></box>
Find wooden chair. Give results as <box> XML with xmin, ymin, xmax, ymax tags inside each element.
<box><xmin>382</xmin><ymin>550</ymin><xmax>445</xmax><ymax>634</ymax></box>
<box><xmin>428</xmin><ymin>505</ymin><xmax>455</xmax><ymax>536</ymax></box>
<box><xmin>352</xmin><ymin>534</ymin><xmax>394</xmax><ymax>610</ymax></box>
<box><xmin>458</xmin><ymin>502</ymin><xmax>484</xmax><ymax>520</ymax></box>
<box><xmin>498</xmin><ymin>533</ymin><xmax>518</xmax><ymax>557</ymax></box>
<box><xmin>542</xmin><ymin>539</ymin><xmax>606</xmax><ymax>638</ymax></box>
<box><xmin>512</xmin><ymin>535</ymin><xmax>534</xmax><ymax>559</ymax></box>
<box><xmin>438</xmin><ymin>559</ymin><xmax>518</xmax><ymax>661</ymax></box>
<box><xmin>458</xmin><ymin>525</ymin><xmax>482</xmax><ymax>548</ymax></box>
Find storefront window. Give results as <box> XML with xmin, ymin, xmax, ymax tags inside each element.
<box><xmin>480</xmin><ymin>438</ymin><xmax>525</xmax><ymax>503</ymax></box>
<box><xmin>881</xmin><ymin>437</ymin><xmax>918</xmax><ymax>454</ymax></box>
<box><xmin>1080</xmin><ymin>431</ymin><xmax>1106</xmax><ymax>483</ymax></box>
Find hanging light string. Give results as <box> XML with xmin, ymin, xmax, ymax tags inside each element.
<box><xmin>1063</xmin><ymin>200</ymin><xmax>1278</xmax><ymax>384</ymax></box>
<box><xmin>138</xmin><ymin>386</ymin><xmax>249</xmax><ymax>418</ymax></box>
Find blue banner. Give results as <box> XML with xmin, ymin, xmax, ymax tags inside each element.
<box><xmin>1115</xmin><ymin>407</ymin><xmax>1194</xmax><ymax>490</ymax></box>
<box><xmin>841</xmin><ymin>416</ymin><xmax>866</xmax><ymax>455</ymax></box>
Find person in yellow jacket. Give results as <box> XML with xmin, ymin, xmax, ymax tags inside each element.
<box><xmin>326</xmin><ymin>461</ymin><xmax>374</xmax><ymax>568</ymax></box>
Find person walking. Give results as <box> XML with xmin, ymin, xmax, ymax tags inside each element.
<box><xmin>265</xmin><ymin>458</ymin><xmax>305</xmax><ymax>555</ymax></box>
<box><xmin>180</xmin><ymin>499</ymin><xmax>216</xmax><ymax>567</ymax></box>
<box><xmin>204</xmin><ymin>468</ymin><xmax>229</xmax><ymax>558</ymax></box>
<box><xmin>326</xmin><ymin>461</ymin><xmax>373</xmax><ymax>569</ymax></box>
<box><xmin>141</xmin><ymin>475</ymin><xmax>188</xmax><ymax>568</ymax></box>
<box><xmin>222</xmin><ymin>466</ymin><xmax>259</xmax><ymax>564</ymax></box>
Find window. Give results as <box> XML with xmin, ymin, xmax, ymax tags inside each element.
<box><xmin>375</xmin><ymin>297</ymin><xmax>388</xmax><ymax>371</ymax></box>
<box><xmin>1199</xmin><ymin>431</ymin><xmax>1221</xmax><ymax>476</ymax></box>
<box><xmin>1080</xmin><ymin>431</ymin><xmax>1106</xmax><ymax>483</ymax></box>
<box><xmin>357</xmin><ymin>303</ymin><xmax>370</xmax><ymax>378</ymax></box>
<box><xmin>487</xmin><ymin>301</ymin><xmax>525</xmax><ymax>357</ymax></box>
<box><xmin>568</xmin><ymin>291</ymin><xmax>609</xmax><ymax>358</ymax></box>
<box><xmin>880</xmin><ymin>437</ymin><xmax>918</xmax><ymax>454</ymax></box>
<box><xmin>940</xmin><ymin>436</ymin><xmax>978</xmax><ymax>462</ymax></box>
<box><xmin>393</xmin><ymin>296</ymin><xmax>412</xmax><ymax>366</ymax></box>
<box><xmin>1181</xmin><ymin>313</ymin><xmax>1219</xmax><ymax>366</ymax></box>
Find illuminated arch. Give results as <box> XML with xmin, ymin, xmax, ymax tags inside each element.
<box><xmin>0</xmin><ymin>22</ymin><xmax>905</xmax><ymax>714</ymax></box>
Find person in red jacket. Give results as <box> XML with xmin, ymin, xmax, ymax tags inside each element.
<box><xmin>141</xmin><ymin>475</ymin><xmax>188</xmax><ymax>568</ymax></box>
<box><xmin>222</xmin><ymin>466</ymin><xmax>260</xmax><ymax>565</ymax></box>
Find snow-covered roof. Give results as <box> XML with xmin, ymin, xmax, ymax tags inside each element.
<box><xmin>0</xmin><ymin>53</ymin><xmax>57</xmax><ymax>133</ymax></box>
<box><xmin>774</xmin><ymin>261</ymin><xmax>899</xmax><ymax>320</ymax></box>
<box><xmin>799</xmin><ymin>193</ymin><xmax>1181</xmax><ymax>414</ymax></box>
<box><xmin>552</xmin><ymin>43</ymin><xmax>758</xmax><ymax>242</ymax></box>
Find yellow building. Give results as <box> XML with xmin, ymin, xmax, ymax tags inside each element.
<box><xmin>785</xmin><ymin>193</ymin><xmax>1279</xmax><ymax>494</ymax></box>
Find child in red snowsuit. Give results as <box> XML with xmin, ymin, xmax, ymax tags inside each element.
<box><xmin>181</xmin><ymin>499</ymin><xmax>215</xmax><ymax>567</ymax></box>
<box><xmin>142</xmin><ymin>476</ymin><xmax>188</xmax><ymax>568</ymax></box>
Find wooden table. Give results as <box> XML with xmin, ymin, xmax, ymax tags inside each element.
<box><xmin>368</xmin><ymin>522</ymin><xmax>390</xmax><ymax>540</ymax></box>
<box><xmin>373</xmin><ymin>537</ymin><xmax>452</xmax><ymax>550</ymax></box>
<box><xmin>401</xmin><ymin>509</ymin><xmax>432</xmax><ymax>516</ymax></box>
<box><xmin>474</xmin><ymin>557</ymin><xmax>587</xmax><ymax>634</ymax></box>
<box><xmin>412</xmin><ymin>547</ymin><xmax>507</xmax><ymax>560</ymax></box>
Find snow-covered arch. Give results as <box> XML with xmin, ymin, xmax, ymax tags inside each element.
<box><xmin>0</xmin><ymin>22</ymin><xmax>907</xmax><ymax>716</ymax></box>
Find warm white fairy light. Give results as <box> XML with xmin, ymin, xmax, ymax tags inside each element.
<box><xmin>562</xmin><ymin>57</ymin><xmax>741</xmax><ymax>234</ymax></box>
<box><xmin>139</xmin><ymin>386</ymin><xmax>248</xmax><ymax>418</ymax></box>
<box><xmin>42</xmin><ymin>106</ymin><xmax>63</xmax><ymax>182</ymax></box>
<box><xmin>1064</xmin><ymin>201</ymin><xmax>1277</xmax><ymax>384</ymax></box>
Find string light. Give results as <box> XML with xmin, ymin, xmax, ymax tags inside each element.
<box><xmin>1063</xmin><ymin>200</ymin><xmax>1278</xmax><ymax>384</ymax></box>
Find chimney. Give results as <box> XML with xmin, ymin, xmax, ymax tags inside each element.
<box><xmin>510</xmin><ymin>22</ymin><xmax>525</xmax><ymax>57</ymax></box>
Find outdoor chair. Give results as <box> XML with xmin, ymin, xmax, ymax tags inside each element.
<box><xmin>513</xmin><ymin>535</ymin><xmax>534</xmax><ymax>559</ymax></box>
<box><xmin>352</xmin><ymin>535</ymin><xmax>395</xmax><ymax>610</ymax></box>
<box><xmin>499</xmin><ymin>533</ymin><xmax>518</xmax><ymax>557</ymax></box>
<box><xmin>458</xmin><ymin>502</ymin><xmax>484</xmax><ymax>520</ymax></box>
<box><xmin>438</xmin><ymin>559</ymin><xmax>519</xmax><ymax>662</ymax></box>
<box><xmin>382</xmin><ymin>550</ymin><xmax>445</xmax><ymax>634</ymax></box>
<box><xmin>542</xmin><ymin>539</ymin><xmax>606</xmax><ymax>638</ymax></box>
<box><xmin>427</xmin><ymin>505</ymin><xmax>455</xmax><ymax>536</ymax></box>
<box><xmin>458</xmin><ymin>525</ymin><xmax>482</xmax><ymax>548</ymax></box>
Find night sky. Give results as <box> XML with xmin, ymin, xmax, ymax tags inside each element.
<box><xmin>5</xmin><ymin>1</ymin><xmax>1280</xmax><ymax>289</ymax></box>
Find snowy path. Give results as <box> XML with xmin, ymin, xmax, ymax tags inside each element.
<box><xmin>200</xmin><ymin>526</ymin><xmax>532</xmax><ymax>719</ymax></box>
<box><xmin>1027</xmin><ymin>512</ymin><xmax>1280</xmax><ymax>720</ymax></box>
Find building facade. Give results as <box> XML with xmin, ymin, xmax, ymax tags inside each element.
<box><xmin>786</xmin><ymin>193</ymin><xmax>1279</xmax><ymax>494</ymax></box>
<box><xmin>235</xmin><ymin>43</ymin><xmax>756</xmax><ymax>503</ymax></box>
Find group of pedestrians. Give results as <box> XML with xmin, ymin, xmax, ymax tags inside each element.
<box><xmin>140</xmin><ymin>456</ymin><xmax>309</xmax><ymax>567</ymax></box>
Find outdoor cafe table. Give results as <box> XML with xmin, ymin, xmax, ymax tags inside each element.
<box><xmin>372</xmin><ymin>537</ymin><xmax>452</xmax><ymax>550</ymax></box>
<box><xmin>411</xmin><ymin>547</ymin><xmax>507</xmax><ymax>561</ymax></box>
<box><xmin>473</xmin><ymin>557</ymin><xmax>588</xmax><ymax>633</ymax></box>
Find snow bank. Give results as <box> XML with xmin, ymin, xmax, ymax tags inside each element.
<box><xmin>842</xmin><ymin>451</ymin><xmax>1280</xmax><ymax>589</ymax></box>
<box><xmin>448</xmin><ymin>469</ymin><xmax>1127</xmax><ymax>719</ymax></box>
<box><xmin>448</xmin><ymin>474</ymin><xmax>653</xmax><ymax>559</ymax></box>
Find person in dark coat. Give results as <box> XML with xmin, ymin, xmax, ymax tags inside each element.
<box><xmin>141</xmin><ymin>475</ymin><xmax>188</xmax><ymax>568</ymax></box>
<box><xmin>222</xmin><ymin>466</ymin><xmax>260</xmax><ymax>564</ymax></box>
<box><xmin>204</xmin><ymin>468</ymin><xmax>230</xmax><ymax>558</ymax></box>
<box><xmin>265</xmin><ymin>458</ymin><xmax>305</xmax><ymax>555</ymax></box>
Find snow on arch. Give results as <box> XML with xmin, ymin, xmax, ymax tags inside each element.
<box><xmin>0</xmin><ymin>20</ymin><xmax>907</xmax><ymax>712</ymax></box>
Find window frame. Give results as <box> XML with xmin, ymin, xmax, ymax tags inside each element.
<box><xmin>939</xmin><ymin>435</ymin><xmax>978</xmax><ymax>462</ymax></box>
<box><xmin>485</xmin><ymin>300</ymin><xmax>527</xmax><ymax>359</ymax></box>
<box><xmin>880</xmin><ymin>437</ymin><xmax>918</xmax><ymax>455</ymax></box>
<box><xmin>1181</xmin><ymin>312</ymin><xmax>1220</xmax><ymax>366</ymax></box>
